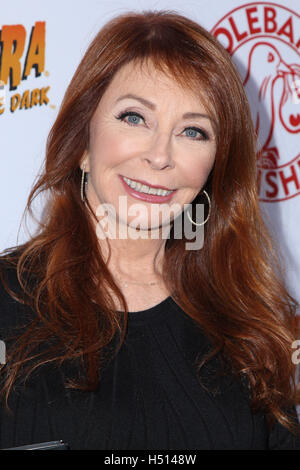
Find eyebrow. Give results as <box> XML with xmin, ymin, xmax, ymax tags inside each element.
<box><xmin>115</xmin><ymin>93</ymin><xmax>214</xmax><ymax>123</ymax></box>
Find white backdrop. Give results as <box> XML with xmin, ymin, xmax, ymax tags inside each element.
<box><xmin>1</xmin><ymin>0</ymin><xmax>299</xmax><ymax>311</ymax></box>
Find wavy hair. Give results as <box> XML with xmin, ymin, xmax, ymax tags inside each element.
<box><xmin>0</xmin><ymin>10</ymin><xmax>299</xmax><ymax>434</ymax></box>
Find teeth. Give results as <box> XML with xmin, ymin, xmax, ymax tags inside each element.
<box><xmin>140</xmin><ymin>184</ymin><xmax>148</xmax><ymax>193</ymax></box>
<box><xmin>123</xmin><ymin>176</ymin><xmax>173</xmax><ymax>196</ymax></box>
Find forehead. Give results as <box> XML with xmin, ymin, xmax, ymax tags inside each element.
<box><xmin>100</xmin><ymin>60</ymin><xmax>210</xmax><ymax>109</ymax></box>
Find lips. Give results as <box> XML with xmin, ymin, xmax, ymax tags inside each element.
<box><xmin>119</xmin><ymin>174</ymin><xmax>177</xmax><ymax>203</ymax></box>
<box><xmin>120</xmin><ymin>175</ymin><xmax>174</xmax><ymax>191</ymax></box>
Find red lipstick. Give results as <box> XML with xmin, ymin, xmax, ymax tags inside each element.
<box><xmin>119</xmin><ymin>175</ymin><xmax>177</xmax><ymax>204</ymax></box>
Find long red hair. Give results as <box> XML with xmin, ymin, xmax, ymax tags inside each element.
<box><xmin>1</xmin><ymin>10</ymin><xmax>299</xmax><ymax>434</ymax></box>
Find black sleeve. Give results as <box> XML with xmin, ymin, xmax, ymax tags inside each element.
<box><xmin>267</xmin><ymin>406</ymin><xmax>300</xmax><ymax>449</ymax></box>
<box><xmin>0</xmin><ymin>255</ymin><xmax>34</xmax><ymax>344</ymax></box>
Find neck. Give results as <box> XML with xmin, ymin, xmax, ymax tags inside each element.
<box><xmin>88</xmin><ymin>203</ymin><xmax>171</xmax><ymax>280</ymax></box>
<box><xmin>103</xmin><ymin>230</ymin><xmax>168</xmax><ymax>280</ymax></box>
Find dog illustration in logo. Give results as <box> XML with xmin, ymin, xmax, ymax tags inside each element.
<box><xmin>243</xmin><ymin>42</ymin><xmax>300</xmax><ymax>169</ymax></box>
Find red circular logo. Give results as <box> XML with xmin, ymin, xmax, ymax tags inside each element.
<box><xmin>211</xmin><ymin>2</ymin><xmax>300</xmax><ymax>202</ymax></box>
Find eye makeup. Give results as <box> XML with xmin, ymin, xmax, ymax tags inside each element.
<box><xmin>115</xmin><ymin>109</ymin><xmax>212</xmax><ymax>141</ymax></box>
<box><xmin>115</xmin><ymin>110</ymin><xmax>145</xmax><ymax>126</ymax></box>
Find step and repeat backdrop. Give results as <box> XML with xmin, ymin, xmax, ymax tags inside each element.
<box><xmin>1</xmin><ymin>0</ymin><xmax>299</xmax><ymax>309</ymax></box>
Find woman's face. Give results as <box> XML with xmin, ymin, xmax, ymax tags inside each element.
<box><xmin>84</xmin><ymin>60</ymin><xmax>217</xmax><ymax>232</ymax></box>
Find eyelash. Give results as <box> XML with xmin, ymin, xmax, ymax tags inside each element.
<box><xmin>115</xmin><ymin>111</ymin><xmax>209</xmax><ymax>141</ymax></box>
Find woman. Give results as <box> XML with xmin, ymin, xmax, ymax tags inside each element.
<box><xmin>0</xmin><ymin>10</ymin><xmax>300</xmax><ymax>450</ymax></box>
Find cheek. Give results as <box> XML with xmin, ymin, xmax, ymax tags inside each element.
<box><xmin>90</xmin><ymin>129</ymin><xmax>142</xmax><ymax>168</ymax></box>
<box><xmin>180</xmin><ymin>152</ymin><xmax>215</xmax><ymax>188</ymax></box>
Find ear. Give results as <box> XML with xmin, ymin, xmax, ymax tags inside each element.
<box><xmin>80</xmin><ymin>151</ymin><xmax>90</xmax><ymax>172</ymax></box>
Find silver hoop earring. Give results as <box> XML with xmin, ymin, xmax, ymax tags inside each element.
<box><xmin>187</xmin><ymin>190</ymin><xmax>211</xmax><ymax>226</ymax></box>
<box><xmin>80</xmin><ymin>162</ymin><xmax>87</xmax><ymax>202</ymax></box>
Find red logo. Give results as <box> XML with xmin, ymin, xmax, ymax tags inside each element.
<box><xmin>211</xmin><ymin>2</ymin><xmax>300</xmax><ymax>202</ymax></box>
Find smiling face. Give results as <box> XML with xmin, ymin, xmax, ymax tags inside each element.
<box><xmin>83</xmin><ymin>60</ymin><xmax>217</xmax><ymax>232</ymax></box>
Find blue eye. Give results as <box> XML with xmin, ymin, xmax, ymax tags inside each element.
<box><xmin>116</xmin><ymin>111</ymin><xmax>144</xmax><ymax>126</ymax></box>
<box><xmin>185</xmin><ymin>128</ymin><xmax>198</xmax><ymax>138</ymax></box>
<box><xmin>184</xmin><ymin>127</ymin><xmax>208</xmax><ymax>141</ymax></box>
<box><xmin>115</xmin><ymin>112</ymin><xmax>209</xmax><ymax>141</ymax></box>
<box><xmin>128</xmin><ymin>114</ymin><xmax>141</xmax><ymax>124</ymax></box>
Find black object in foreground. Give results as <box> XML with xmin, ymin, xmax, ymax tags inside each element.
<box><xmin>2</xmin><ymin>440</ymin><xmax>69</xmax><ymax>450</ymax></box>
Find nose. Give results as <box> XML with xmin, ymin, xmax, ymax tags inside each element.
<box><xmin>143</xmin><ymin>133</ymin><xmax>174</xmax><ymax>170</ymax></box>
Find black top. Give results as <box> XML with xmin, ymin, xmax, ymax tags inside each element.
<box><xmin>0</xmin><ymin>261</ymin><xmax>300</xmax><ymax>450</ymax></box>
